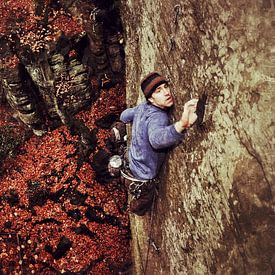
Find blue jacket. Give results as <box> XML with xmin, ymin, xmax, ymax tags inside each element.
<box><xmin>120</xmin><ymin>102</ymin><xmax>185</xmax><ymax>180</ymax></box>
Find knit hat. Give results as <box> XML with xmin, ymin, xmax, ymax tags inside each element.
<box><xmin>141</xmin><ymin>72</ymin><xmax>168</xmax><ymax>98</ymax></box>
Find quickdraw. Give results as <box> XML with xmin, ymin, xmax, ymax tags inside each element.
<box><xmin>120</xmin><ymin>169</ymin><xmax>148</xmax><ymax>199</ymax></box>
<box><xmin>129</xmin><ymin>181</ymin><xmax>147</xmax><ymax>199</ymax></box>
<box><xmin>90</xmin><ymin>8</ymin><xmax>100</xmax><ymax>32</ymax></box>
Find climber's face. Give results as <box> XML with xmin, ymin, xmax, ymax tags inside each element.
<box><xmin>148</xmin><ymin>83</ymin><xmax>174</xmax><ymax>109</ymax></box>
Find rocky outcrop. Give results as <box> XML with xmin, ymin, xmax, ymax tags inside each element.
<box><xmin>120</xmin><ymin>0</ymin><xmax>274</xmax><ymax>274</ymax></box>
<box><xmin>0</xmin><ymin>0</ymin><xmax>124</xmax><ymax>135</ymax></box>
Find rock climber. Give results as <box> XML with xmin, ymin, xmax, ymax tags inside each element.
<box><xmin>119</xmin><ymin>72</ymin><xmax>198</xmax><ymax>216</ymax></box>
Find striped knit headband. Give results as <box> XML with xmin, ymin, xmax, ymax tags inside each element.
<box><xmin>141</xmin><ymin>72</ymin><xmax>168</xmax><ymax>98</ymax></box>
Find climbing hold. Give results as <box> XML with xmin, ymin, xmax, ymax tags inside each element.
<box><xmin>195</xmin><ymin>93</ymin><xmax>207</xmax><ymax>126</ymax></box>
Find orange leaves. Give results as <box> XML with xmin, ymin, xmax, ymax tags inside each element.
<box><xmin>0</xmin><ymin>2</ymin><xmax>84</xmax><ymax>54</ymax></box>
<box><xmin>0</xmin><ymin>79</ymin><xmax>129</xmax><ymax>273</ymax></box>
<box><xmin>76</xmin><ymin>163</ymin><xmax>95</xmax><ymax>184</ymax></box>
<box><xmin>96</xmin><ymin>129</ymin><xmax>110</xmax><ymax>149</ymax></box>
<box><xmin>92</xmin><ymin>261</ymin><xmax>112</xmax><ymax>275</ymax></box>
<box><xmin>76</xmin><ymin>83</ymin><xmax>126</xmax><ymax>128</ymax></box>
<box><xmin>52</xmin><ymin>14</ymin><xmax>84</xmax><ymax>37</ymax></box>
<box><xmin>1</xmin><ymin>55</ymin><xmax>20</xmax><ymax>69</ymax></box>
<box><xmin>0</xmin><ymin>0</ymin><xmax>35</xmax><ymax>34</ymax></box>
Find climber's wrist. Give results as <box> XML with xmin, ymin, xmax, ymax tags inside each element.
<box><xmin>175</xmin><ymin>120</ymin><xmax>189</xmax><ymax>133</ymax></box>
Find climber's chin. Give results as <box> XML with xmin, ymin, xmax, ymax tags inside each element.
<box><xmin>166</xmin><ymin>96</ymin><xmax>174</xmax><ymax>105</ymax></box>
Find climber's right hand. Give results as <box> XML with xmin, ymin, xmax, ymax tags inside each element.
<box><xmin>174</xmin><ymin>98</ymin><xmax>198</xmax><ymax>133</ymax></box>
<box><xmin>182</xmin><ymin>98</ymin><xmax>198</xmax><ymax>126</ymax></box>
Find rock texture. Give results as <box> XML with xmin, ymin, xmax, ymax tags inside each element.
<box><xmin>120</xmin><ymin>0</ymin><xmax>275</xmax><ymax>274</ymax></box>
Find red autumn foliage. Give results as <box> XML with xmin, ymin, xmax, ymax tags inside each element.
<box><xmin>0</xmin><ymin>0</ymin><xmax>35</xmax><ymax>34</ymax></box>
<box><xmin>0</xmin><ymin>0</ymin><xmax>84</xmax><ymax>60</ymax></box>
<box><xmin>0</xmin><ymin>83</ymin><xmax>130</xmax><ymax>274</ymax></box>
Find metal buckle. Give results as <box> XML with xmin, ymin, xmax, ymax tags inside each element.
<box><xmin>129</xmin><ymin>181</ymin><xmax>146</xmax><ymax>199</ymax></box>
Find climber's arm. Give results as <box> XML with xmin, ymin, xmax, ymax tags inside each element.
<box><xmin>120</xmin><ymin>106</ymin><xmax>138</xmax><ymax>123</ymax></box>
<box><xmin>148</xmin><ymin>98</ymin><xmax>198</xmax><ymax>150</ymax></box>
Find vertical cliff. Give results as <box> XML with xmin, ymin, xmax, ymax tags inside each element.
<box><xmin>120</xmin><ymin>0</ymin><xmax>274</xmax><ymax>274</ymax></box>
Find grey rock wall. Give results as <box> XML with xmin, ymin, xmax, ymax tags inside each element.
<box><xmin>120</xmin><ymin>0</ymin><xmax>275</xmax><ymax>274</ymax></box>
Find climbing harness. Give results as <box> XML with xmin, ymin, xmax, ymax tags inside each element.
<box><xmin>129</xmin><ymin>181</ymin><xmax>148</xmax><ymax>200</ymax></box>
<box><xmin>120</xmin><ymin>169</ymin><xmax>156</xmax><ymax>200</ymax></box>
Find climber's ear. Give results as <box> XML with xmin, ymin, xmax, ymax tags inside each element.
<box><xmin>148</xmin><ymin>97</ymin><xmax>154</xmax><ymax>104</ymax></box>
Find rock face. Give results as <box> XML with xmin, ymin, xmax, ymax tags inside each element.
<box><xmin>120</xmin><ymin>0</ymin><xmax>274</xmax><ymax>274</ymax></box>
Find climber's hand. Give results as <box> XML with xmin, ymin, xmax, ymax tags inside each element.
<box><xmin>181</xmin><ymin>98</ymin><xmax>198</xmax><ymax>127</ymax></box>
<box><xmin>174</xmin><ymin>98</ymin><xmax>198</xmax><ymax>133</ymax></box>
